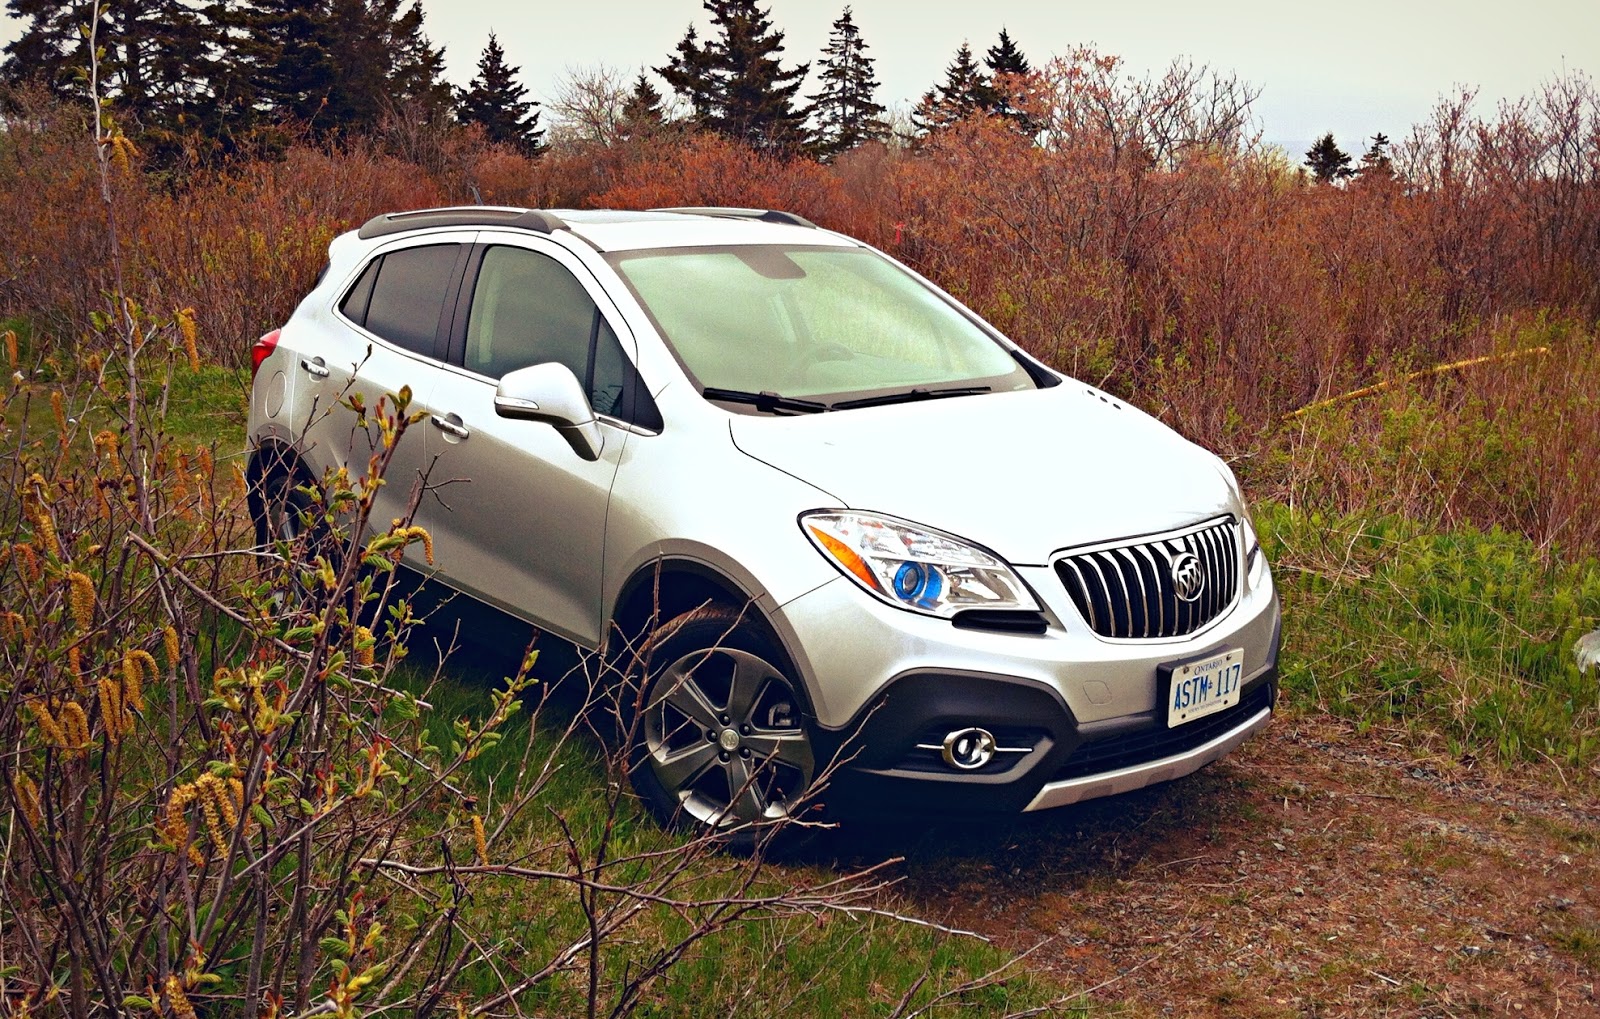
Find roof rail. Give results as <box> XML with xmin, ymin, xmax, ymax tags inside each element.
<box><xmin>650</xmin><ymin>206</ymin><xmax>817</xmax><ymax>229</ymax></box>
<box><xmin>357</xmin><ymin>207</ymin><xmax>569</xmax><ymax>240</ymax></box>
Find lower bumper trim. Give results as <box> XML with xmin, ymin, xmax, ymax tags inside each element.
<box><xmin>1022</xmin><ymin>705</ymin><xmax>1272</xmax><ymax>811</ymax></box>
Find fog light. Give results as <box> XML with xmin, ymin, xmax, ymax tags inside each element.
<box><xmin>941</xmin><ymin>727</ymin><xmax>997</xmax><ymax>770</ymax></box>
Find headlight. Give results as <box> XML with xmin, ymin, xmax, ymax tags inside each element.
<box><xmin>801</xmin><ymin>511</ymin><xmax>1040</xmax><ymax>618</ymax></box>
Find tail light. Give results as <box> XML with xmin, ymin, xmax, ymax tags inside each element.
<box><xmin>251</xmin><ymin>329</ymin><xmax>281</xmax><ymax>381</ymax></box>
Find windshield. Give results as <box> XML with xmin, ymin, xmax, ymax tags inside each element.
<box><xmin>608</xmin><ymin>246</ymin><xmax>1036</xmax><ymax>406</ymax></box>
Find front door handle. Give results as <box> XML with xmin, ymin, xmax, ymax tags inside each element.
<box><xmin>430</xmin><ymin>413</ymin><xmax>470</xmax><ymax>440</ymax></box>
<box><xmin>299</xmin><ymin>356</ymin><xmax>330</xmax><ymax>378</ymax></box>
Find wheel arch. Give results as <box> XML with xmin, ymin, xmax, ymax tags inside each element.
<box><xmin>605</xmin><ymin>556</ymin><xmax>817</xmax><ymax>718</ymax></box>
<box><xmin>246</xmin><ymin>437</ymin><xmax>320</xmax><ymax>545</ymax></box>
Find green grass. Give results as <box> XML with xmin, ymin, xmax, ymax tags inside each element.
<box><xmin>1261</xmin><ymin>501</ymin><xmax>1600</xmax><ymax>769</ymax></box>
<box><xmin>381</xmin><ymin>657</ymin><xmax>1086</xmax><ymax>1017</ymax></box>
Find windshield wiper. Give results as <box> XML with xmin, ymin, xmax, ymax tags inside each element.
<box><xmin>701</xmin><ymin>387</ymin><xmax>831</xmax><ymax>414</ymax></box>
<box><xmin>830</xmin><ymin>385</ymin><xmax>991</xmax><ymax>411</ymax></box>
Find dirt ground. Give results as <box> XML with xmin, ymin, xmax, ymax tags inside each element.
<box><xmin>826</xmin><ymin>709</ymin><xmax>1600</xmax><ymax>1017</ymax></box>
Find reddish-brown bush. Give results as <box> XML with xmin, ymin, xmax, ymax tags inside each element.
<box><xmin>2</xmin><ymin>72</ymin><xmax>1596</xmax><ymax>551</ymax></box>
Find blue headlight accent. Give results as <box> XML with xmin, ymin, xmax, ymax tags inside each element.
<box><xmin>893</xmin><ymin>562</ymin><xmax>924</xmax><ymax>600</ymax></box>
<box><xmin>892</xmin><ymin>562</ymin><xmax>945</xmax><ymax>609</ymax></box>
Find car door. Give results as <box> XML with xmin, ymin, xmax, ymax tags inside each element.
<box><xmin>418</xmin><ymin>236</ymin><xmax>648</xmax><ymax>647</ymax></box>
<box><xmin>296</xmin><ymin>235</ymin><xmax>470</xmax><ymax>569</ymax></box>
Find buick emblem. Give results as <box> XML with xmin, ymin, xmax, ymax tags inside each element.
<box><xmin>941</xmin><ymin>728</ymin><xmax>997</xmax><ymax>770</ymax></box>
<box><xmin>1170</xmin><ymin>550</ymin><xmax>1205</xmax><ymax>602</ymax></box>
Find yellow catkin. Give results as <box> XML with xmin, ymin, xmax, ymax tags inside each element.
<box><xmin>0</xmin><ymin>610</ymin><xmax>29</xmax><ymax>642</ymax></box>
<box><xmin>3</xmin><ymin>329</ymin><xmax>17</xmax><ymax>367</ymax></box>
<box><xmin>68</xmin><ymin>645</ymin><xmax>83</xmax><ymax>677</ymax></box>
<box><xmin>26</xmin><ymin>699</ymin><xmax>68</xmax><ymax>748</ymax></box>
<box><xmin>66</xmin><ymin>571</ymin><xmax>96</xmax><ymax>629</ymax></box>
<box><xmin>94</xmin><ymin>429</ymin><xmax>119</xmax><ymax>460</ymax></box>
<box><xmin>471</xmin><ymin>813</ymin><xmax>489</xmax><ymax>865</ymax></box>
<box><xmin>97</xmin><ymin>678</ymin><xmax>123</xmax><ymax>744</ymax></box>
<box><xmin>164</xmin><ymin>976</ymin><xmax>197</xmax><ymax>1019</ymax></box>
<box><xmin>162</xmin><ymin>625</ymin><xmax>180</xmax><ymax>668</ymax></box>
<box><xmin>12</xmin><ymin>773</ymin><xmax>42</xmax><ymax>827</ymax></box>
<box><xmin>194</xmin><ymin>445</ymin><xmax>213</xmax><ymax>480</ymax></box>
<box><xmin>23</xmin><ymin>481</ymin><xmax>61</xmax><ymax>561</ymax></box>
<box><xmin>176</xmin><ymin>308</ymin><xmax>201</xmax><ymax>371</ymax></box>
<box><xmin>50</xmin><ymin>390</ymin><xmax>67</xmax><ymax>439</ymax></box>
<box><xmin>95</xmin><ymin>480</ymin><xmax>112</xmax><ymax>520</ymax></box>
<box><xmin>353</xmin><ymin>625</ymin><xmax>375</xmax><ymax>666</ymax></box>
<box><xmin>32</xmin><ymin>512</ymin><xmax>59</xmax><ymax>560</ymax></box>
<box><xmin>14</xmin><ymin>542</ymin><xmax>41</xmax><ymax>581</ymax></box>
<box><xmin>161</xmin><ymin>783</ymin><xmax>196</xmax><ymax>849</ymax></box>
<box><xmin>197</xmin><ymin>782</ymin><xmax>227</xmax><ymax>851</ymax></box>
<box><xmin>59</xmin><ymin>700</ymin><xmax>89</xmax><ymax>754</ymax></box>
<box><xmin>401</xmin><ymin>526</ymin><xmax>434</xmax><ymax>565</ymax></box>
<box><xmin>123</xmin><ymin>649</ymin><xmax>155</xmax><ymax>713</ymax></box>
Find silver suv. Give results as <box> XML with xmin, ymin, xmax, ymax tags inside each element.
<box><xmin>246</xmin><ymin>206</ymin><xmax>1281</xmax><ymax>836</ymax></box>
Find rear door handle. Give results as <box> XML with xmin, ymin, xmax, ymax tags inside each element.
<box><xmin>430</xmin><ymin>413</ymin><xmax>470</xmax><ymax>440</ymax></box>
<box><xmin>299</xmin><ymin>356</ymin><xmax>330</xmax><ymax>378</ymax></box>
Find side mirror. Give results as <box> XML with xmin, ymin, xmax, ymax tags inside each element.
<box><xmin>494</xmin><ymin>362</ymin><xmax>604</xmax><ymax>461</ymax></box>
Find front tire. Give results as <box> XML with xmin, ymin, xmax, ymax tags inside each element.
<box><xmin>627</xmin><ymin>607</ymin><xmax>817</xmax><ymax>843</ymax></box>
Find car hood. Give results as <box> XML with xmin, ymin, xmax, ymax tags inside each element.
<box><xmin>729</xmin><ymin>384</ymin><xmax>1239</xmax><ymax>566</ymax></box>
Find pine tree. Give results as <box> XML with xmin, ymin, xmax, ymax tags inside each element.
<box><xmin>912</xmin><ymin>42</ymin><xmax>988</xmax><ymax>134</ymax></box>
<box><xmin>231</xmin><ymin>0</ymin><xmax>337</xmax><ymax>126</ymax></box>
<box><xmin>659</xmin><ymin>25</ymin><xmax>716</xmax><ymax>123</ymax></box>
<box><xmin>807</xmin><ymin>6</ymin><xmax>887</xmax><ymax>159</ymax></box>
<box><xmin>382</xmin><ymin>0</ymin><xmax>453</xmax><ymax>120</ymax></box>
<box><xmin>656</xmin><ymin>0</ymin><xmax>811</xmax><ymax>152</ymax></box>
<box><xmin>618</xmin><ymin>72</ymin><xmax>668</xmax><ymax>142</ymax></box>
<box><xmin>457</xmin><ymin>33</ymin><xmax>544</xmax><ymax>153</ymax></box>
<box><xmin>233</xmin><ymin>0</ymin><xmax>449</xmax><ymax>136</ymax></box>
<box><xmin>1356</xmin><ymin>132</ymin><xmax>1394</xmax><ymax>179</ymax></box>
<box><xmin>981</xmin><ymin>27</ymin><xmax>1036</xmax><ymax>133</ymax></box>
<box><xmin>2</xmin><ymin>0</ymin><xmax>219</xmax><ymax>135</ymax></box>
<box><xmin>1305</xmin><ymin>132</ymin><xmax>1354</xmax><ymax>183</ymax></box>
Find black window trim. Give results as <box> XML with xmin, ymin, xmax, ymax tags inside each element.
<box><xmin>446</xmin><ymin>240</ymin><xmax>662</xmax><ymax>433</ymax></box>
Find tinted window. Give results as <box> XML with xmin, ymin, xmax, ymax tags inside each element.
<box><xmin>465</xmin><ymin>247</ymin><xmax>593</xmax><ymax>380</ymax></box>
<box><xmin>465</xmin><ymin>246</ymin><xmax>646</xmax><ymax>421</ymax></box>
<box><xmin>590</xmin><ymin>318</ymin><xmax>628</xmax><ymax>418</ymax></box>
<box><xmin>364</xmin><ymin>244</ymin><xmax>460</xmax><ymax>356</ymax></box>
<box><xmin>339</xmin><ymin>258</ymin><xmax>381</xmax><ymax>326</ymax></box>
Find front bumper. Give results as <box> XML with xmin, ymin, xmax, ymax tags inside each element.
<box><xmin>774</xmin><ymin>549</ymin><xmax>1282</xmax><ymax>814</ymax></box>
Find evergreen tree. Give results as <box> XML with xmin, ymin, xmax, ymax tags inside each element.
<box><xmin>231</xmin><ymin>0</ymin><xmax>337</xmax><ymax>126</ymax></box>
<box><xmin>981</xmin><ymin>27</ymin><xmax>1036</xmax><ymax>133</ymax></box>
<box><xmin>1356</xmin><ymin>132</ymin><xmax>1394</xmax><ymax>179</ymax></box>
<box><xmin>618</xmin><ymin>72</ymin><xmax>668</xmax><ymax>142</ymax></box>
<box><xmin>2</xmin><ymin>0</ymin><xmax>219</xmax><ymax>137</ymax></box>
<box><xmin>659</xmin><ymin>24</ymin><xmax>716</xmax><ymax>123</ymax></box>
<box><xmin>456</xmin><ymin>33</ymin><xmax>543</xmax><ymax>153</ymax></box>
<box><xmin>1305</xmin><ymin>132</ymin><xmax>1354</xmax><ymax>183</ymax></box>
<box><xmin>656</xmin><ymin>0</ymin><xmax>811</xmax><ymax>152</ymax></box>
<box><xmin>912</xmin><ymin>42</ymin><xmax>987</xmax><ymax>134</ymax></box>
<box><xmin>807</xmin><ymin>6</ymin><xmax>887</xmax><ymax>159</ymax></box>
<box><xmin>233</xmin><ymin>0</ymin><xmax>450</xmax><ymax>136</ymax></box>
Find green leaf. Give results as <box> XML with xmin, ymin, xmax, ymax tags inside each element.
<box><xmin>319</xmin><ymin>936</ymin><xmax>351</xmax><ymax>959</ymax></box>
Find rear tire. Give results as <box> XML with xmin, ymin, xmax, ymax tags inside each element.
<box><xmin>626</xmin><ymin>607</ymin><xmax>817</xmax><ymax>848</ymax></box>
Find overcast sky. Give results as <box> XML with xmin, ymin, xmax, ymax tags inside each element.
<box><xmin>4</xmin><ymin>0</ymin><xmax>1597</xmax><ymax>154</ymax></box>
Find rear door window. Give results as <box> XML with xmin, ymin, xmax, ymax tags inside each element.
<box><xmin>356</xmin><ymin>244</ymin><xmax>462</xmax><ymax>357</ymax></box>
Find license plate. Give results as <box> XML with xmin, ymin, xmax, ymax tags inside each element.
<box><xmin>1166</xmin><ymin>648</ymin><xmax>1244</xmax><ymax>727</ymax></box>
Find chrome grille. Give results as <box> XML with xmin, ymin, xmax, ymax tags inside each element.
<box><xmin>1053</xmin><ymin>517</ymin><xmax>1240</xmax><ymax>639</ymax></box>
